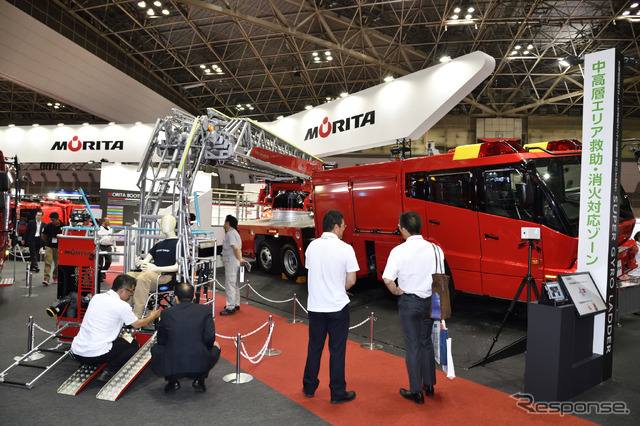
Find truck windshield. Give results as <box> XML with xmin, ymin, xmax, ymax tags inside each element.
<box><xmin>532</xmin><ymin>156</ymin><xmax>634</xmax><ymax>237</ymax></box>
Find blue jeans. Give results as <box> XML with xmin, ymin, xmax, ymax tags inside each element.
<box><xmin>398</xmin><ymin>293</ymin><xmax>436</xmax><ymax>392</ymax></box>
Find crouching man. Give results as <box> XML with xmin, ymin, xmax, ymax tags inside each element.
<box><xmin>151</xmin><ymin>283</ymin><xmax>221</xmax><ymax>393</ymax></box>
<box><xmin>70</xmin><ymin>274</ymin><xmax>160</xmax><ymax>382</ymax></box>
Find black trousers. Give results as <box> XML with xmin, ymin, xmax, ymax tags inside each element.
<box><xmin>98</xmin><ymin>245</ymin><xmax>112</xmax><ymax>271</ymax></box>
<box><xmin>28</xmin><ymin>239</ymin><xmax>41</xmax><ymax>268</ymax></box>
<box><xmin>72</xmin><ymin>337</ymin><xmax>139</xmax><ymax>373</ymax></box>
<box><xmin>398</xmin><ymin>293</ymin><xmax>436</xmax><ymax>392</ymax></box>
<box><xmin>303</xmin><ymin>304</ymin><xmax>349</xmax><ymax>401</ymax></box>
<box><xmin>165</xmin><ymin>346</ymin><xmax>221</xmax><ymax>381</ymax></box>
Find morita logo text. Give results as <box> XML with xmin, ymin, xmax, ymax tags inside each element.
<box><xmin>51</xmin><ymin>136</ymin><xmax>124</xmax><ymax>151</ymax></box>
<box><xmin>304</xmin><ymin>110</ymin><xmax>375</xmax><ymax>141</ymax></box>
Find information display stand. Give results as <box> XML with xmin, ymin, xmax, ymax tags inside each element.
<box><xmin>524</xmin><ymin>302</ymin><xmax>602</xmax><ymax>401</ymax></box>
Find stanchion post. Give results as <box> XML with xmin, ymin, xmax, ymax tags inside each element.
<box><xmin>23</xmin><ymin>269</ymin><xmax>37</xmax><ymax>298</ymax></box>
<box><xmin>360</xmin><ymin>312</ymin><xmax>383</xmax><ymax>350</ymax></box>
<box><xmin>286</xmin><ymin>293</ymin><xmax>303</xmax><ymax>324</ymax></box>
<box><xmin>264</xmin><ymin>315</ymin><xmax>282</xmax><ymax>356</ymax></box>
<box><xmin>16</xmin><ymin>316</ymin><xmax>45</xmax><ymax>361</ymax></box>
<box><xmin>222</xmin><ymin>333</ymin><xmax>253</xmax><ymax>384</ymax></box>
<box><xmin>245</xmin><ymin>278</ymin><xmax>250</xmax><ymax>305</ymax></box>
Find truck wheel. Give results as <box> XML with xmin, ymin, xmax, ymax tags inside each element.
<box><xmin>257</xmin><ymin>241</ymin><xmax>280</xmax><ymax>274</ymax></box>
<box><xmin>281</xmin><ymin>244</ymin><xmax>302</xmax><ymax>280</ymax></box>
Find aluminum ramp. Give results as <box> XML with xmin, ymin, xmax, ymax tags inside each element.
<box><xmin>57</xmin><ymin>363</ymin><xmax>106</xmax><ymax>395</ymax></box>
<box><xmin>95</xmin><ymin>332</ymin><xmax>157</xmax><ymax>401</ymax></box>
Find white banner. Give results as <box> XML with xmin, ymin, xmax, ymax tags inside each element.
<box><xmin>262</xmin><ymin>51</ymin><xmax>495</xmax><ymax>157</ymax></box>
<box><xmin>0</xmin><ymin>123</ymin><xmax>154</xmax><ymax>163</ymax></box>
<box><xmin>577</xmin><ymin>48</ymin><xmax>621</xmax><ymax>359</ymax></box>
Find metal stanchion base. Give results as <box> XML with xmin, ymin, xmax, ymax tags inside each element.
<box><xmin>223</xmin><ymin>372</ymin><xmax>253</xmax><ymax>383</ymax></box>
<box><xmin>15</xmin><ymin>352</ymin><xmax>46</xmax><ymax>361</ymax></box>
<box><xmin>22</xmin><ymin>294</ymin><xmax>38</xmax><ymax>298</ymax></box>
<box><xmin>264</xmin><ymin>348</ymin><xmax>282</xmax><ymax>356</ymax></box>
<box><xmin>286</xmin><ymin>318</ymin><xmax>303</xmax><ymax>324</ymax></box>
<box><xmin>360</xmin><ymin>343</ymin><xmax>383</xmax><ymax>350</ymax></box>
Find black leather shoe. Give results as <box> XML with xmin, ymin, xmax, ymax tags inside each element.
<box><xmin>400</xmin><ymin>388</ymin><xmax>424</xmax><ymax>404</ymax></box>
<box><xmin>330</xmin><ymin>390</ymin><xmax>356</xmax><ymax>404</ymax></box>
<box><xmin>234</xmin><ymin>306</ymin><xmax>240</xmax><ymax>311</ymax></box>
<box><xmin>423</xmin><ymin>385</ymin><xmax>434</xmax><ymax>397</ymax></box>
<box><xmin>220</xmin><ymin>308</ymin><xmax>236</xmax><ymax>316</ymax></box>
<box><xmin>303</xmin><ymin>389</ymin><xmax>314</xmax><ymax>398</ymax></box>
<box><xmin>164</xmin><ymin>380</ymin><xmax>180</xmax><ymax>393</ymax></box>
<box><xmin>192</xmin><ymin>378</ymin><xmax>206</xmax><ymax>392</ymax></box>
<box><xmin>96</xmin><ymin>370</ymin><xmax>115</xmax><ymax>382</ymax></box>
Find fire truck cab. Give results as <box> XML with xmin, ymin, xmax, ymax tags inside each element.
<box><xmin>311</xmin><ymin>139</ymin><xmax>636</xmax><ymax>300</ymax></box>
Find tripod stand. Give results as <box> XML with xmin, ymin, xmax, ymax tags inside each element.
<box><xmin>469</xmin><ymin>238</ymin><xmax>541</xmax><ymax>368</ymax></box>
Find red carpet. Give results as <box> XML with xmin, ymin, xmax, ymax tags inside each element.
<box><xmin>213</xmin><ymin>295</ymin><xmax>594</xmax><ymax>426</ymax></box>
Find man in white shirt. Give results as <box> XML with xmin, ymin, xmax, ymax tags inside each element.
<box><xmin>383</xmin><ymin>211</ymin><xmax>442</xmax><ymax>404</ymax></box>
<box><xmin>302</xmin><ymin>209</ymin><xmax>359</xmax><ymax>404</ymax></box>
<box><xmin>71</xmin><ymin>274</ymin><xmax>160</xmax><ymax>381</ymax></box>
<box><xmin>220</xmin><ymin>215</ymin><xmax>248</xmax><ymax>316</ymax></box>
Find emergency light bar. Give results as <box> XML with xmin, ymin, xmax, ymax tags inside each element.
<box><xmin>524</xmin><ymin>139</ymin><xmax>582</xmax><ymax>152</ymax></box>
<box><xmin>452</xmin><ymin>140</ymin><xmax>524</xmax><ymax>160</ymax></box>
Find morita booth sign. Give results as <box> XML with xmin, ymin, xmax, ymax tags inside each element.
<box><xmin>0</xmin><ymin>123</ymin><xmax>155</xmax><ymax>163</ymax></box>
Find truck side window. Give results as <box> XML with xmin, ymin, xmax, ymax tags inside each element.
<box><xmin>428</xmin><ymin>172</ymin><xmax>472</xmax><ymax>210</ymax></box>
<box><xmin>483</xmin><ymin>169</ymin><xmax>533</xmax><ymax>221</ymax></box>
<box><xmin>405</xmin><ymin>171</ymin><xmax>427</xmax><ymax>200</ymax></box>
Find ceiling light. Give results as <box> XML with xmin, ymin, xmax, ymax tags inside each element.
<box><xmin>511</xmin><ymin>51</ymin><xmax>517</xmax><ymax>55</ymax></box>
<box><xmin>8</xmin><ymin>124</ymin><xmax>15</xmax><ymax>127</ymax></box>
<box><xmin>325</xmin><ymin>51</ymin><xmax>331</xmax><ymax>56</ymax></box>
<box><xmin>57</xmin><ymin>123</ymin><xmax>64</xmax><ymax>126</ymax></box>
<box><xmin>54</xmin><ymin>105</ymin><xmax>59</xmax><ymax>109</ymax></box>
<box><xmin>47</xmin><ymin>102</ymin><xmax>52</xmax><ymax>106</ymax></box>
<box><xmin>305</xmin><ymin>105</ymin><xmax>313</xmax><ymax>110</ymax></box>
<box><xmin>199</xmin><ymin>64</ymin><xmax>205</xmax><ymax>69</ymax></box>
<box><xmin>312</xmin><ymin>52</ymin><xmax>319</xmax><ymax>56</ymax></box>
<box><xmin>249</xmin><ymin>106</ymin><xmax>254</xmax><ymax>110</ymax></box>
<box><xmin>384</xmin><ymin>75</ymin><xmax>394</xmax><ymax>82</ymax></box>
<box><xmin>212</xmin><ymin>64</ymin><xmax>219</xmax><ymax>69</ymax></box>
<box><xmin>162</xmin><ymin>9</ymin><xmax>169</xmax><ymax>15</ymax></box>
<box><xmin>454</xmin><ymin>7</ymin><xmax>461</xmax><ymax>13</ymax></box>
<box><xmin>326</xmin><ymin>56</ymin><xmax>333</xmax><ymax>61</ymax></box>
<box><xmin>55</xmin><ymin>102</ymin><xmax>60</xmax><ymax>106</ymax></box>
<box><xmin>623</xmin><ymin>10</ymin><xmax>631</xmax><ymax>16</ymax></box>
<box><xmin>340</xmin><ymin>92</ymin><xmax>349</xmax><ymax>98</ymax></box>
<box><xmin>237</xmin><ymin>104</ymin><xmax>242</xmax><ymax>108</ymax></box>
<box><xmin>632</xmin><ymin>3</ymin><xmax>639</xmax><ymax>8</ymax></box>
<box><xmin>154</xmin><ymin>1</ymin><xmax>161</xmax><ymax>6</ymax></box>
<box><xmin>558</xmin><ymin>55</ymin><xmax>583</xmax><ymax>67</ymax></box>
<box><xmin>451</xmin><ymin>14</ymin><xmax>459</xmax><ymax>19</ymax></box>
<box><xmin>205</xmin><ymin>69</ymin><xmax>211</xmax><ymax>73</ymax></box>
<box><xmin>108</xmin><ymin>122</ymin><xmax>116</xmax><ymax>126</ymax></box>
<box><xmin>216</xmin><ymin>70</ymin><xmax>223</xmax><ymax>74</ymax></box>
<box><xmin>326</xmin><ymin>97</ymin><xmax>332</xmax><ymax>100</ymax></box>
<box><xmin>468</xmin><ymin>7</ymin><xmax>475</xmax><ymax>13</ymax></box>
<box><xmin>465</xmin><ymin>14</ymin><xmax>472</xmax><ymax>19</ymax></box>
<box><xmin>440</xmin><ymin>55</ymin><xmax>452</xmax><ymax>63</ymax></box>
<box><xmin>82</xmin><ymin>122</ymin><xmax>89</xmax><ymax>126</ymax></box>
<box><xmin>147</xmin><ymin>8</ymin><xmax>154</xmax><ymax>15</ymax></box>
<box><xmin>138</xmin><ymin>1</ymin><xmax>146</xmax><ymax>7</ymax></box>
<box><xmin>527</xmin><ymin>44</ymin><xmax>534</xmax><ymax>50</ymax></box>
<box><xmin>32</xmin><ymin>123</ymin><xmax>39</xmax><ymax>127</ymax></box>
<box><xmin>246</xmin><ymin>104</ymin><xmax>251</xmax><ymax>107</ymax></box>
<box><xmin>523</xmin><ymin>50</ymin><xmax>530</xmax><ymax>55</ymax></box>
<box><xmin>515</xmin><ymin>45</ymin><xmax>521</xmax><ymax>50</ymax></box>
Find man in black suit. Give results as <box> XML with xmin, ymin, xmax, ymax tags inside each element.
<box><xmin>23</xmin><ymin>210</ymin><xmax>46</xmax><ymax>272</ymax></box>
<box><xmin>151</xmin><ymin>283</ymin><xmax>220</xmax><ymax>393</ymax></box>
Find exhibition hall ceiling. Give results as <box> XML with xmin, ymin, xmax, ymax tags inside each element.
<box><xmin>2</xmin><ymin>0</ymin><xmax>640</xmax><ymax>126</ymax></box>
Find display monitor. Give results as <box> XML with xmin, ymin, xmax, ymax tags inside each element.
<box><xmin>556</xmin><ymin>272</ymin><xmax>607</xmax><ymax>317</ymax></box>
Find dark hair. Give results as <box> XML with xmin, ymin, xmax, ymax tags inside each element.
<box><xmin>635</xmin><ymin>231</ymin><xmax>640</xmax><ymax>242</ymax></box>
<box><xmin>112</xmin><ymin>274</ymin><xmax>136</xmax><ymax>292</ymax></box>
<box><xmin>49</xmin><ymin>212</ymin><xmax>59</xmax><ymax>219</ymax></box>
<box><xmin>225</xmin><ymin>215</ymin><xmax>238</xmax><ymax>229</ymax></box>
<box><xmin>322</xmin><ymin>209</ymin><xmax>344</xmax><ymax>232</ymax></box>
<box><xmin>175</xmin><ymin>283</ymin><xmax>194</xmax><ymax>302</ymax></box>
<box><xmin>399</xmin><ymin>211</ymin><xmax>422</xmax><ymax>235</ymax></box>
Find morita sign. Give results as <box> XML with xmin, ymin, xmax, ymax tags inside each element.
<box><xmin>262</xmin><ymin>51</ymin><xmax>495</xmax><ymax>157</ymax></box>
<box><xmin>0</xmin><ymin>122</ymin><xmax>155</xmax><ymax>163</ymax></box>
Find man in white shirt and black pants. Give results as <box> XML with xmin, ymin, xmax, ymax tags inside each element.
<box><xmin>383</xmin><ymin>211</ymin><xmax>443</xmax><ymax>404</ymax></box>
<box><xmin>302</xmin><ymin>209</ymin><xmax>359</xmax><ymax>404</ymax></box>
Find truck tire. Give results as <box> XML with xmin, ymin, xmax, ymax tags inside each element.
<box><xmin>281</xmin><ymin>244</ymin><xmax>302</xmax><ymax>280</ymax></box>
<box><xmin>257</xmin><ymin>240</ymin><xmax>280</xmax><ymax>274</ymax></box>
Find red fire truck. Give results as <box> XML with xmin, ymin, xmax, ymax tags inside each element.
<box><xmin>309</xmin><ymin>139</ymin><xmax>636</xmax><ymax>300</ymax></box>
<box><xmin>0</xmin><ymin>150</ymin><xmax>15</xmax><ymax>278</ymax></box>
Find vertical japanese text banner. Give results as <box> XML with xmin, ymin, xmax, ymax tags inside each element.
<box><xmin>577</xmin><ymin>48</ymin><xmax>622</xmax><ymax>381</ymax></box>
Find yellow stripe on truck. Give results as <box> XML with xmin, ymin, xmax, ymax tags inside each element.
<box><xmin>453</xmin><ymin>143</ymin><xmax>482</xmax><ymax>160</ymax></box>
<box><xmin>523</xmin><ymin>141</ymin><xmax>549</xmax><ymax>151</ymax></box>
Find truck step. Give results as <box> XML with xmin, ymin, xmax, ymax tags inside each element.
<box><xmin>57</xmin><ymin>364</ymin><xmax>106</xmax><ymax>395</ymax></box>
<box><xmin>95</xmin><ymin>333</ymin><xmax>157</xmax><ymax>401</ymax></box>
